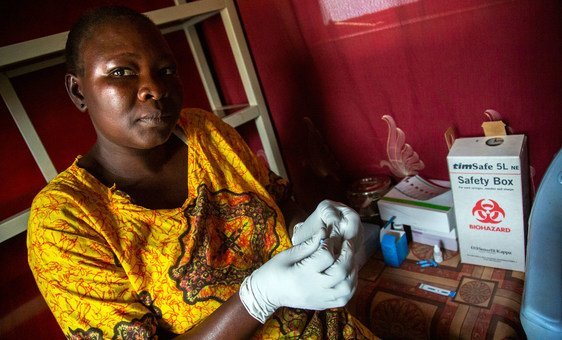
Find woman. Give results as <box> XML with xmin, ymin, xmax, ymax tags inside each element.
<box><xmin>27</xmin><ymin>6</ymin><xmax>374</xmax><ymax>339</ymax></box>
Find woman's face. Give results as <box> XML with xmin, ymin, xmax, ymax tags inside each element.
<box><xmin>75</xmin><ymin>19</ymin><xmax>183</xmax><ymax>150</ymax></box>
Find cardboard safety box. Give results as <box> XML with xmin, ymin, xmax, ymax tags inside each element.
<box><xmin>447</xmin><ymin>135</ymin><xmax>529</xmax><ymax>272</ymax></box>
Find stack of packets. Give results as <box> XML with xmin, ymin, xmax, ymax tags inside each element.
<box><xmin>377</xmin><ymin>175</ymin><xmax>459</xmax><ymax>251</ymax></box>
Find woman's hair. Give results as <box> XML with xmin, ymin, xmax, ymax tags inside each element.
<box><xmin>65</xmin><ymin>6</ymin><xmax>157</xmax><ymax>75</ymax></box>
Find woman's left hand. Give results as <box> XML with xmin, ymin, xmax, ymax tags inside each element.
<box><xmin>292</xmin><ymin>200</ymin><xmax>363</xmax><ymax>253</ymax></box>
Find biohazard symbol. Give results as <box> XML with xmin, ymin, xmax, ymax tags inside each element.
<box><xmin>472</xmin><ymin>199</ymin><xmax>505</xmax><ymax>224</ymax></box>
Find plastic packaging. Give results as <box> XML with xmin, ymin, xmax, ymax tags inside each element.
<box><xmin>381</xmin><ymin>232</ymin><xmax>408</xmax><ymax>267</ymax></box>
<box><xmin>419</xmin><ymin>283</ymin><xmax>456</xmax><ymax>297</ymax></box>
<box><xmin>380</xmin><ymin>217</ymin><xmax>408</xmax><ymax>267</ymax></box>
<box><xmin>433</xmin><ymin>245</ymin><xmax>443</xmax><ymax>263</ymax></box>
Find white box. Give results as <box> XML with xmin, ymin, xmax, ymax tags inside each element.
<box><xmin>377</xmin><ymin>177</ymin><xmax>456</xmax><ymax>234</ymax></box>
<box><xmin>412</xmin><ymin>228</ymin><xmax>459</xmax><ymax>251</ymax></box>
<box><xmin>447</xmin><ymin>135</ymin><xmax>530</xmax><ymax>272</ymax></box>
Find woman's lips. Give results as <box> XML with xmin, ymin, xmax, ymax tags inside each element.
<box><xmin>138</xmin><ymin>113</ymin><xmax>173</xmax><ymax>125</ymax></box>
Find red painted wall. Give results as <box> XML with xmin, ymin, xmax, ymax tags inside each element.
<box><xmin>200</xmin><ymin>0</ymin><xmax>562</xmax><ymax>209</ymax></box>
<box><xmin>232</xmin><ymin>0</ymin><xmax>562</xmax><ymax>209</ymax></box>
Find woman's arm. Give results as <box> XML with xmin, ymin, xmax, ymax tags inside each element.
<box><xmin>174</xmin><ymin>293</ymin><xmax>259</xmax><ymax>339</ymax></box>
<box><xmin>30</xmin><ymin>198</ymin><xmax>261</xmax><ymax>340</ymax></box>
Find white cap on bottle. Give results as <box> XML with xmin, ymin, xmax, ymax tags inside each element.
<box><xmin>433</xmin><ymin>244</ymin><xmax>443</xmax><ymax>263</ymax></box>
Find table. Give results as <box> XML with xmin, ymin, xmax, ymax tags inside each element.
<box><xmin>348</xmin><ymin>242</ymin><xmax>526</xmax><ymax>339</ymax></box>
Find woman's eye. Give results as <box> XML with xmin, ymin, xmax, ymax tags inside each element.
<box><xmin>110</xmin><ymin>68</ymin><xmax>134</xmax><ymax>77</ymax></box>
<box><xmin>161</xmin><ymin>67</ymin><xmax>177</xmax><ymax>76</ymax></box>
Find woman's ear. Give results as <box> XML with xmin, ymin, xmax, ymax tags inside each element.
<box><xmin>65</xmin><ymin>73</ymin><xmax>87</xmax><ymax>112</ymax></box>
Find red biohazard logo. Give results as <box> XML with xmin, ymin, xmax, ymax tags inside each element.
<box><xmin>472</xmin><ymin>199</ymin><xmax>505</xmax><ymax>224</ymax></box>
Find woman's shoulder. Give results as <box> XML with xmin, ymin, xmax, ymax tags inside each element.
<box><xmin>31</xmin><ymin>159</ymin><xmax>111</xmax><ymax>214</ymax></box>
<box><xmin>28</xmin><ymin>159</ymin><xmax>116</xmax><ymax>243</ymax></box>
<box><xmin>178</xmin><ymin>107</ymin><xmax>212</xmax><ymax>125</ymax></box>
<box><xmin>178</xmin><ymin>107</ymin><xmax>236</xmax><ymax>136</ymax></box>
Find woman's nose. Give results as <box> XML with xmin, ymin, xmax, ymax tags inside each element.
<box><xmin>138</xmin><ymin>73</ymin><xmax>166</xmax><ymax>101</ymax></box>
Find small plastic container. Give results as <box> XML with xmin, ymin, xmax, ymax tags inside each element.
<box><xmin>380</xmin><ymin>226</ymin><xmax>409</xmax><ymax>267</ymax></box>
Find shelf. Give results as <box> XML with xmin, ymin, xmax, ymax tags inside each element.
<box><xmin>0</xmin><ymin>0</ymin><xmax>225</xmax><ymax>70</ymax></box>
<box><xmin>217</xmin><ymin>105</ymin><xmax>260</xmax><ymax>127</ymax></box>
<box><xmin>0</xmin><ymin>210</ymin><xmax>30</xmax><ymax>244</ymax></box>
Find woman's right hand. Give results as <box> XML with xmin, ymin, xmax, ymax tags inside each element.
<box><xmin>239</xmin><ymin>228</ymin><xmax>357</xmax><ymax>323</ymax></box>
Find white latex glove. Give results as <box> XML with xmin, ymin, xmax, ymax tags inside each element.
<box><xmin>239</xmin><ymin>228</ymin><xmax>357</xmax><ymax>323</ymax></box>
<box><xmin>292</xmin><ymin>200</ymin><xmax>363</xmax><ymax>253</ymax></box>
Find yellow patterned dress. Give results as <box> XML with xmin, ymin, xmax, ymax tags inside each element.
<box><xmin>27</xmin><ymin>108</ymin><xmax>374</xmax><ymax>339</ymax></box>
